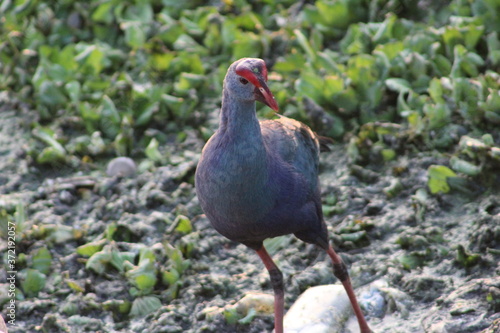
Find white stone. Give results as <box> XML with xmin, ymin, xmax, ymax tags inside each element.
<box><xmin>282</xmin><ymin>284</ymin><xmax>352</xmax><ymax>333</ymax></box>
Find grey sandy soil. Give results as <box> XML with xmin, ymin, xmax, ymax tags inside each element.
<box><xmin>0</xmin><ymin>106</ymin><xmax>499</xmax><ymax>333</ymax></box>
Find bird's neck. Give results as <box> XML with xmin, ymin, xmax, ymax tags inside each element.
<box><xmin>219</xmin><ymin>89</ymin><xmax>261</xmax><ymax>139</ymax></box>
<box><xmin>217</xmin><ymin>89</ymin><xmax>270</xmax><ymax>192</ymax></box>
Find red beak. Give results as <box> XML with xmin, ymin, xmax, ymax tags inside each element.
<box><xmin>254</xmin><ymin>78</ymin><xmax>279</xmax><ymax>112</ymax></box>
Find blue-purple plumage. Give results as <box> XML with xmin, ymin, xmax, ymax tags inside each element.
<box><xmin>195</xmin><ymin>58</ymin><xmax>327</xmax><ymax>249</ymax></box>
<box><xmin>194</xmin><ymin>58</ymin><xmax>372</xmax><ymax>333</ymax></box>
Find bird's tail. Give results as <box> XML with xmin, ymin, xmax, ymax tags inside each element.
<box><xmin>318</xmin><ymin>135</ymin><xmax>334</xmax><ymax>152</ymax></box>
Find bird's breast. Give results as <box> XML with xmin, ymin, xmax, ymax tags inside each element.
<box><xmin>195</xmin><ymin>137</ymin><xmax>275</xmax><ymax>227</ymax></box>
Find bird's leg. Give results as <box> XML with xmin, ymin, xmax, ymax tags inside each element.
<box><xmin>255</xmin><ymin>246</ymin><xmax>284</xmax><ymax>333</ymax></box>
<box><xmin>327</xmin><ymin>245</ymin><xmax>372</xmax><ymax>333</ymax></box>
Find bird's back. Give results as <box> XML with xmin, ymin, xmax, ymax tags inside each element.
<box><xmin>261</xmin><ymin>116</ymin><xmax>322</xmax><ymax>193</ymax></box>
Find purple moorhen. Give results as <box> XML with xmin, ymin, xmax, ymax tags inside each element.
<box><xmin>195</xmin><ymin>58</ymin><xmax>371</xmax><ymax>333</ymax></box>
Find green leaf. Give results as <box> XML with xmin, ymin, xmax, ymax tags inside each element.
<box><xmin>65</xmin><ymin>279</ymin><xmax>85</xmax><ymax>293</ymax></box>
<box><xmin>333</xmin><ymin>87</ymin><xmax>358</xmax><ymax>114</ymax></box>
<box><xmin>126</xmin><ymin>260</ymin><xmax>157</xmax><ymax>292</ymax></box>
<box><xmin>232</xmin><ymin>32</ymin><xmax>261</xmax><ymax>59</ymax></box>
<box><xmin>450</xmin><ymin>156</ymin><xmax>481</xmax><ymax>176</ymax></box>
<box><xmin>372</xmin><ymin>14</ymin><xmax>398</xmax><ymax>43</ymax></box>
<box><xmin>274</xmin><ymin>53</ymin><xmax>306</xmax><ymax>73</ymax></box>
<box><xmin>86</xmin><ymin>248</ymin><xmax>112</xmax><ymax>275</ymax></box>
<box><xmin>340</xmin><ymin>24</ymin><xmax>369</xmax><ymax>54</ymax></box>
<box><xmin>106</xmin><ymin>223</ymin><xmax>118</xmax><ymax>241</ymax></box>
<box><xmin>223</xmin><ymin>306</ymin><xmax>240</xmax><ymax>325</ymax></box>
<box><xmin>487</xmin><ymin>32</ymin><xmax>500</xmax><ymax>65</ymax></box>
<box><xmin>162</xmin><ymin>268</ymin><xmax>180</xmax><ymax>285</ymax></box>
<box><xmin>20</xmin><ymin>269</ymin><xmax>47</xmax><ymax>298</ymax></box>
<box><xmin>427</xmin><ymin>165</ymin><xmax>457</xmax><ymax>194</ymax></box>
<box><xmin>455</xmin><ymin>245</ymin><xmax>481</xmax><ymax>268</ymax></box>
<box><xmin>323</xmin><ymin>75</ymin><xmax>344</xmax><ymax>99</ymax></box>
<box><xmin>443</xmin><ymin>27</ymin><xmax>463</xmax><ymax>56</ymax></box>
<box><xmin>135</xmin><ymin>102</ymin><xmax>159</xmax><ymax>126</ymax></box>
<box><xmin>14</xmin><ymin>203</ymin><xmax>26</xmax><ymax>231</ymax></box>
<box><xmin>164</xmin><ymin>243</ymin><xmax>190</xmax><ymax>275</ymax></box>
<box><xmin>374</xmin><ymin>41</ymin><xmax>405</xmax><ymax>60</ymax></box>
<box><xmin>31</xmin><ymin>247</ymin><xmax>52</xmax><ymax>275</ymax></box>
<box><xmin>295</xmin><ymin>67</ymin><xmax>324</xmax><ymax>103</ymax></box>
<box><xmin>85</xmin><ymin>243</ymin><xmax>132</xmax><ymax>275</ymax></box>
<box><xmin>139</xmin><ymin>247</ymin><xmax>156</xmax><ymax>265</ymax></box>
<box><xmin>87</xmin><ymin>47</ymin><xmax>106</xmax><ymax>75</ymax></box>
<box><xmin>92</xmin><ymin>1</ymin><xmax>115</xmax><ymax>24</ymax></box>
<box><xmin>145</xmin><ymin>138</ymin><xmax>163</xmax><ymax>163</ymax></box>
<box><xmin>385</xmin><ymin>78</ymin><xmax>412</xmax><ymax>94</ymax></box>
<box><xmin>173</xmin><ymin>34</ymin><xmax>207</xmax><ymax>54</ymax></box>
<box><xmin>123</xmin><ymin>22</ymin><xmax>146</xmax><ymax>49</ymax></box>
<box><xmin>98</xmin><ymin>95</ymin><xmax>121</xmax><ymax>139</ymax></box>
<box><xmin>110</xmin><ymin>248</ymin><xmax>127</xmax><ymax>273</ymax></box>
<box><xmin>174</xmin><ymin>72</ymin><xmax>205</xmax><ymax>95</ymax></box>
<box><xmin>174</xmin><ymin>215</ymin><xmax>192</xmax><ymax>234</ymax></box>
<box><xmin>432</xmin><ymin>54</ymin><xmax>452</xmax><ymax>76</ymax></box>
<box><xmin>428</xmin><ymin>78</ymin><xmax>444</xmax><ymax>104</ymax></box>
<box><xmin>149</xmin><ymin>53</ymin><xmax>175</xmax><ymax>71</ymax></box>
<box><xmin>32</xmin><ymin>127</ymin><xmax>65</xmax><ymax>153</ymax></box>
<box><xmin>464</xmin><ymin>26</ymin><xmax>484</xmax><ymax>50</ymax></box>
<box><xmin>233</xmin><ymin>10</ymin><xmax>262</xmax><ymax>31</ymax></box>
<box><xmin>65</xmin><ymin>81</ymin><xmax>81</xmax><ymax>104</ymax></box>
<box><xmin>76</xmin><ymin>239</ymin><xmax>106</xmax><ymax>257</ymax></box>
<box><xmin>122</xmin><ymin>2</ymin><xmax>153</xmax><ymax>23</ymax></box>
<box><xmin>36</xmin><ymin>147</ymin><xmax>67</xmax><ymax>165</ymax></box>
<box><xmin>317</xmin><ymin>0</ymin><xmax>350</xmax><ymax>29</ymax></box>
<box><xmin>238</xmin><ymin>308</ymin><xmax>257</xmax><ymax>325</ymax></box>
<box><xmin>263</xmin><ymin>236</ymin><xmax>290</xmax><ymax>256</ymax></box>
<box><xmin>381</xmin><ymin>149</ymin><xmax>396</xmax><ymax>161</ymax></box>
<box><xmin>38</xmin><ymin>81</ymin><xmax>68</xmax><ymax>107</ymax></box>
<box><xmin>294</xmin><ymin>29</ymin><xmax>316</xmax><ymax>62</ymax></box>
<box><xmin>346</xmin><ymin>54</ymin><xmax>377</xmax><ymax>85</ymax></box>
<box><xmin>423</xmin><ymin>103</ymin><xmax>451</xmax><ymax>129</ymax></box>
<box><xmin>397</xmin><ymin>253</ymin><xmax>424</xmax><ymax>270</ymax></box>
<box><xmin>129</xmin><ymin>296</ymin><xmax>162</xmax><ymax>317</ymax></box>
<box><xmin>75</xmin><ymin>44</ymin><xmax>111</xmax><ymax>76</ymax></box>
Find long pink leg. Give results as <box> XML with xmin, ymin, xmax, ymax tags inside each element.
<box><xmin>327</xmin><ymin>245</ymin><xmax>372</xmax><ymax>333</ymax></box>
<box><xmin>256</xmin><ymin>246</ymin><xmax>284</xmax><ymax>333</ymax></box>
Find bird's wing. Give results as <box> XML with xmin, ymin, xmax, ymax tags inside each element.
<box><xmin>260</xmin><ymin>116</ymin><xmax>324</xmax><ymax>190</ymax></box>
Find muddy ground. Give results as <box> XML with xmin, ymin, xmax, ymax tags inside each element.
<box><xmin>0</xmin><ymin>103</ymin><xmax>499</xmax><ymax>333</ymax></box>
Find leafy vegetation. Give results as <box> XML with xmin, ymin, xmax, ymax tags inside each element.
<box><xmin>1</xmin><ymin>0</ymin><xmax>500</xmax><ymax>330</ymax></box>
<box><xmin>2</xmin><ymin>0</ymin><xmax>499</xmax><ymax>189</ymax></box>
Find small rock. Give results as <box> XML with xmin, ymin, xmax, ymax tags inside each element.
<box><xmin>402</xmin><ymin>273</ymin><xmax>447</xmax><ymax>302</ymax></box>
<box><xmin>67</xmin><ymin>315</ymin><xmax>103</xmax><ymax>330</ymax></box>
<box><xmin>106</xmin><ymin>157</ymin><xmax>137</xmax><ymax>177</ymax></box>
<box><xmin>449</xmin><ymin>300</ymin><xmax>476</xmax><ymax>316</ymax></box>
<box><xmin>234</xmin><ymin>292</ymin><xmax>274</xmax><ymax>316</ymax></box>
<box><xmin>358</xmin><ymin>287</ymin><xmax>386</xmax><ymax>318</ymax></box>
<box><xmin>282</xmin><ymin>284</ymin><xmax>352</xmax><ymax>333</ymax></box>
<box><xmin>350</xmin><ymin>164</ymin><xmax>379</xmax><ymax>183</ymax></box>
<box><xmin>480</xmin><ymin>318</ymin><xmax>500</xmax><ymax>333</ymax></box>
<box><xmin>40</xmin><ymin>313</ymin><xmax>70</xmax><ymax>332</ymax></box>
<box><xmin>363</xmin><ymin>200</ymin><xmax>385</xmax><ymax>216</ymax></box>
<box><xmin>0</xmin><ymin>314</ymin><xmax>7</xmax><ymax>333</ymax></box>
<box><xmin>59</xmin><ymin>189</ymin><xmax>74</xmax><ymax>205</ymax></box>
<box><xmin>422</xmin><ymin>278</ymin><xmax>500</xmax><ymax>332</ymax></box>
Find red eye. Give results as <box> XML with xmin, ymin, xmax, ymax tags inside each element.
<box><xmin>239</xmin><ymin>78</ymin><xmax>249</xmax><ymax>85</ymax></box>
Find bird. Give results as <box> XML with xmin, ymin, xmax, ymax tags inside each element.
<box><xmin>195</xmin><ymin>58</ymin><xmax>371</xmax><ymax>333</ymax></box>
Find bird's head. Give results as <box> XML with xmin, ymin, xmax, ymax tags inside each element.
<box><xmin>225</xmin><ymin>58</ymin><xmax>279</xmax><ymax>111</ymax></box>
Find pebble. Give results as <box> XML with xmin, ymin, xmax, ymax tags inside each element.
<box><xmin>0</xmin><ymin>313</ymin><xmax>7</xmax><ymax>333</ymax></box>
<box><xmin>106</xmin><ymin>157</ymin><xmax>137</xmax><ymax>177</ymax></box>
<box><xmin>282</xmin><ymin>284</ymin><xmax>351</xmax><ymax>333</ymax></box>
<box><xmin>233</xmin><ymin>292</ymin><xmax>274</xmax><ymax>316</ymax></box>
<box><xmin>358</xmin><ymin>286</ymin><xmax>386</xmax><ymax>318</ymax></box>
